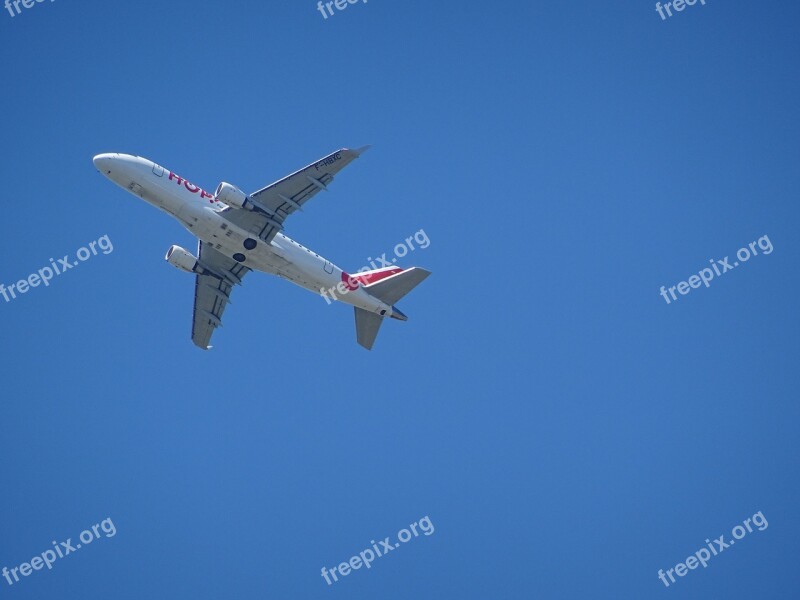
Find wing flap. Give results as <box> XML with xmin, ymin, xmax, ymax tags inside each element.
<box><xmin>220</xmin><ymin>146</ymin><xmax>369</xmax><ymax>244</ymax></box>
<box><xmin>191</xmin><ymin>242</ymin><xmax>250</xmax><ymax>349</ymax></box>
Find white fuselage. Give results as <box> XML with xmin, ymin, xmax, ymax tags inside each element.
<box><xmin>94</xmin><ymin>153</ymin><xmax>393</xmax><ymax>315</ymax></box>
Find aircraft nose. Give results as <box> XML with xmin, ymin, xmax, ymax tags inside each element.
<box><xmin>93</xmin><ymin>153</ymin><xmax>114</xmax><ymax>174</ymax></box>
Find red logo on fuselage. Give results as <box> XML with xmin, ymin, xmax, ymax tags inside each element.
<box><xmin>168</xmin><ymin>172</ymin><xmax>217</xmax><ymax>203</ymax></box>
<box><xmin>341</xmin><ymin>271</ymin><xmax>360</xmax><ymax>291</ymax></box>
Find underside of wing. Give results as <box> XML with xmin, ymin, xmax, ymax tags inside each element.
<box><xmin>219</xmin><ymin>146</ymin><xmax>370</xmax><ymax>244</ymax></box>
<box><xmin>191</xmin><ymin>242</ymin><xmax>250</xmax><ymax>349</ymax></box>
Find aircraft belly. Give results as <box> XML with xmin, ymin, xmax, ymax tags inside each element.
<box><xmin>167</xmin><ymin>201</ymin><xmax>362</xmax><ymax>296</ymax></box>
<box><xmin>275</xmin><ymin>264</ymin><xmax>330</xmax><ymax>293</ymax></box>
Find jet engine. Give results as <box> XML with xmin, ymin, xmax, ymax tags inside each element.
<box><xmin>215</xmin><ymin>182</ymin><xmax>249</xmax><ymax>209</ymax></box>
<box><xmin>165</xmin><ymin>245</ymin><xmax>199</xmax><ymax>273</ymax></box>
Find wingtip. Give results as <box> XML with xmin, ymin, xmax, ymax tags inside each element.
<box><xmin>353</xmin><ymin>144</ymin><xmax>372</xmax><ymax>156</ymax></box>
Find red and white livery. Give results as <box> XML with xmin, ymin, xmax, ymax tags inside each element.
<box><xmin>93</xmin><ymin>147</ymin><xmax>430</xmax><ymax>349</ymax></box>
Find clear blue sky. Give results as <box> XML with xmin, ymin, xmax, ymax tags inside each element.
<box><xmin>1</xmin><ymin>1</ymin><xmax>798</xmax><ymax>598</ymax></box>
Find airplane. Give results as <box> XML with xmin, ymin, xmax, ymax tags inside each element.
<box><xmin>92</xmin><ymin>147</ymin><xmax>430</xmax><ymax>350</ymax></box>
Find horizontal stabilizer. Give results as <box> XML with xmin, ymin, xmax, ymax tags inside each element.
<box><xmin>355</xmin><ymin>308</ymin><xmax>384</xmax><ymax>350</ymax></box>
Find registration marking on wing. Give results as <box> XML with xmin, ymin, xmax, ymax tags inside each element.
<box><xmin>314</xmin><ymin>152</ymin><xmax>342</xmax><ymax>170</ymax></box>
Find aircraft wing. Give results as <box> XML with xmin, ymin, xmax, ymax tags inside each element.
<box><xmin>220</xmin><ymin>146</ymin><xmax>370</xmax><ymax>244</ymax></box>
<box><xmin>191</xmin><ymin>241</ymin><xmax>250</xmax><ymax>349</ymax></box>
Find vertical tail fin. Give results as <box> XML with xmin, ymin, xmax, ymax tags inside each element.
<box><xmin>353</xmin><ymin>267</ymin><xmax>431</xmax><ymax>350</ymax></box>
<box><xmin>361</xmin><ymin>267</ymin><xmax>431</xmax><ymax>305</ymax></box>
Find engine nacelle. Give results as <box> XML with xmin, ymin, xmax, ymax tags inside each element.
<box><xmin>215</xmin><ymin>182</ymin><xmax>249</xmax><ymax>209</ymax></box>
<box><xmin>165</xmin><ymin>245</ymin><xmax>199</xmax><ymax>273</ymax></box>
